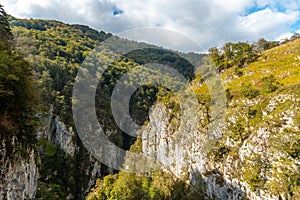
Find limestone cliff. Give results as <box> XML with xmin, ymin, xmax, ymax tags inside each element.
<box><xmin>141</xmin><ymin>39</ymin><xmax>300</xmax><ymax>200</ymax></box>
<box><xmin>0</xmin><ymin>138</ymin><xmax>38</xmax><ymax>200</ymax></box>
<box><xmin>142</xmin><ymin>92</ymin><xmax>300</xmax><ymax>199</ymax></box>
<box><xmin>36</xmin><ymin>105</ymin><xmax>106</xmax><ymax>199</ymax></box>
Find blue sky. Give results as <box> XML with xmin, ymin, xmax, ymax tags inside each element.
<box><xmin>2</xmin><ymin>0</ymin><xmax>300</xmax><ymax>50</ymax></box>
<box><xmin>291</xmin><ymin>20</ymin><xmax>300</xmax><ymax>32</ymax></box>
<box><xmin>244</xmin><ymin>5</ymin><xmax>270</xmax><ymax>16</ymax></box>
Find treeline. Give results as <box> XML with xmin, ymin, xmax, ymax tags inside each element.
<box><xmin>87</xmin><ymin>170</ymin><xmax>203</xmax><ymax>200</ymax></box>
<box><xmin>208</xmin><ymin>34</ymin><xmax>300</xmax><ymax>73</ymax></box>
<box><xmin>87</xmin><ymin>140</ymin><xmax>206</xmax><ymax>200</ymax></box>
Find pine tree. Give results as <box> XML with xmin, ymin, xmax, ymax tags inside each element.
<box><xmin>0</xmin><ymin>4</ymin><xmax>13</xmax><ymax>49</ymax></box>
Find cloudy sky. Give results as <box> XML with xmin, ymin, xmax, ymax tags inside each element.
<box><xmin>2</xmin><ymin>0</ymin><xmax>300</xmax><ymax>50</ymax></box>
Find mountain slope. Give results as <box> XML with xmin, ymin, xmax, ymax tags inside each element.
<box><xmin>88</xmin><ymin>39</ymin><xmax>300</xmax><ymax>199</ymax></box>
<box><xmin>2</xmin><ymin>14</ymin><xmax>299</xmax><ymax>199</ymax></box>
<box><xmin>223</xmin><ymin>38</ymin><xmax>300</xmax><ymax>91</ymax></box>
<box><xmin>8</xmin><ymin>17</ymin><xmax>204</xmax><ymax>199</ymax></box>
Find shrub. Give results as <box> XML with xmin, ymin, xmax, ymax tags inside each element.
<box><xmin>241</xmin><ymin>85</ymin><xmax>260</xmax><ymax>99</ymax></box>
<box><xmin>262</xmin><ymin>75</ymin><xmax>279</xmax><ymax>93</ymax></box>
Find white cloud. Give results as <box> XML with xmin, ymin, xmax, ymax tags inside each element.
<box><xmin>3</xmin><ymin>0</ymin><xmax>115</xmax><ymax>27</ymax></box>
<box><xmin>240</xmin><ymin>8</ymin><xmax>299</xmax><ymax>37</ymax></box>
<box><xmin>276</xmin><ymin>32</ymin><xmax>294</xmax><ymax>41</ymax></box>
<box><xmin>2</xmin><ymin>0</ymin><xmax>300</xmax><ymax>50</ymax></box>
<box><xmin>276</xmin><ymin>29</ymin><xmax>300</xmax><ymax>41</ymax></box>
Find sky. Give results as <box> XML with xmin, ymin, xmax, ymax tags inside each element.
<box><xmin>2</xmin><ymin>0</ymin><xmax>300</xmax><ymax>50</ymax></box>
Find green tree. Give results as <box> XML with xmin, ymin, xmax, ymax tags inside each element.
<box><xmin>110</xmin><ymin>172</ymin><xmax>146</xmax><ymax>200</ymax></box>
<box><xmin>254</xmin><ymin>38</ymin><xmax>279</xmax><ymax>53</ymax></box>
<box><xmin>209</xmin><ymin>42</ymin><xmax>258</xmax><ymax>72</ymax></box>
<box><xmin>208</xmin><ymin>47</ymin><xmax>225</xmax><ymax>72</ymax></box>
<box><xmin>0</xmin><ymin>4</ymin><xmax>37</xmax><ymax>149</ymax></box>
<box><xmin>0</xmin><ymin>4</ymin><xmax>13</xmax><ymax>49</ymax></box>
<box><xmin>225</xmin><ymin>42</ymin><xmax>257</xmax><ymax>68</ymax></box>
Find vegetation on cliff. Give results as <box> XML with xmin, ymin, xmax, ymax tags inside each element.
<box><xmin>0</xmin><ymin>5</ymin><xmax>37</xmax><ymax>163</ymax></box>
<box><xmin>1</xmin><ymin>3</ymin><xmax>299</xmax><ymax>198</ymax></box>
<box><xmin>88</xmin><ymin>37</ymin><xmax>300</xmax><ymax>199</ymax></box>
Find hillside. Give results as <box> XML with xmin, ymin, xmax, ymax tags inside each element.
<box><xmin>1</xmin><ymin>16</ymin><xmax>204</xmax><ymax>199</ymax></box>
<box><xmin>212</xmin><ymin>39</ymin><xmax>300</xmax><ymax>198</ymax></box>
<box><xmin>223</xmin><ymin>38</ymin><xmax>300</xmax><ymax>91</ymax></box>
<box><xmin>0</xmin><ymin>13</ymin><xmax>299</xmax><ymax>200</ymax></box>
<box><xmin>88</xmin><ymin>39</ymin><xmax>300</xmax><ymax>199</ymax></box>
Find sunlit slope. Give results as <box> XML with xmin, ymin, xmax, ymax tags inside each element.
<box><xmin>223</xmin><ymin>39</ymin><xmax>300</xmax><ymax>94</ymax></box>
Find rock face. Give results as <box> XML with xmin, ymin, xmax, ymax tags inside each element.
<box><xmin>0</xmin><ymin>105</ymin><xmax>101</xmax><ymax>200</ymax></box>
<box><xmin>54</xmin><ymin>116</ymin><xmax>76</xmax><ymax>157</ymax></box>
<box><xmin>38</xmin><ymin>105</ymin><xmax>77</xmax><ymax>157</ymax></box>
<box><xmin>37</xmin><ymin>106</ymin><xmax>107</xmax><ymax>199</ymax></box>
<box><xmin>141</xmin><ymin>93</ymin><xmax>300</xmax><ymax>200</ymax></box>
<box><xmin>0</xmin><ymin>139</ymin><xmax>38</xmax><ymax>200</ymax></box>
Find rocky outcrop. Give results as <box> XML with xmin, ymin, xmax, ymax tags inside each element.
<box><xmin>0</xmin><ymin>139</ymin><xmax>38</xmax><ymax>200</ymax></box>
<box><xmin>37</xmin><ymin>106</ymin><xmax>107</xmax><ymax>199</ymax></box>
<box><xmin>54</xmin><ymin>117</ymin><xmax>77</xmax><ymax>157</ymax></box>
<box><xmin>141</xmin><ymin>93</ymin><xmax>300</xmax><ymax>200</ymax></box>
<box><xmin>38</xmin><ymin>105</ymin><xmax>77</xmax><ymax>157</ymax></box>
